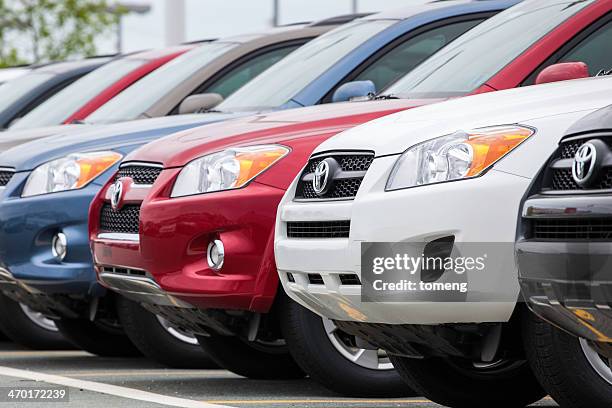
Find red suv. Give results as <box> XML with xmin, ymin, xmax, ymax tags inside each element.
<box><xmin>90</xmin><ymin>0</ymin><xmax>612</xmax><ymax>396</ymax></box>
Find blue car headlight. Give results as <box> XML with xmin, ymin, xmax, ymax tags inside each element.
<box><xmin>22</xmin><ymin>151</ymin><xmax>122</xmax><ymax>197</ymax></box>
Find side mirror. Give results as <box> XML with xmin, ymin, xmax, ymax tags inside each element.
<box><xmin>535</xmin><ymin>62</ymin><xmax>590</xmax><ymax>85</ymax></box>
<box><xmin>178</xmin><ymin>93</ymin><xmax>223</xmax><ymax>114</ymax></box>
<box><xmin>332</xmin><ymin>80</ymin><xmax>376</xmax><ymax>103</ymax></box>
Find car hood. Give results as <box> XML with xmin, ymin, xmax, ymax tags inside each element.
<box><xmin>0</xmin><ymin>124</ymin><xmax>84</xmax><ymax>152</ymax></box>
<box><xmin>128</xmin><ymin>99</ymin><xmax>443</xmax><ymax>168</ymax></box>
<box><xmin>0</xmin><ymin>112</ymin><xmax>249</xmax><ymax>171</ymax></box>
<box><xmin>314</xmin><ymin>77</ymin><xmax>612</xmax><ymax>157</ymax></box>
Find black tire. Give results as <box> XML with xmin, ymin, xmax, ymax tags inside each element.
<box><xmin>0</xmin><ymin>292</ymin><xmax>73</xmax><ymax>350</ymax></box>
<box><xmin>116</xmin><ymin>296</ymin><xmax>217</xmax><ymax>368</ymax></box>
<box><xmin>54</xmin><ymin>316</ymin><xmax>141</xmax><ymax>357</ymax></box>
<box><xmin>390</xmin><ymin>352</ymin><xmax>545</xmax><ymax>408</ymax></box>
<box><xmin>523</xmin><ymin>309</ymin><xmax>612</xmax><ymax>408</ymax></box>
<box><xmin>279</xmin><ymin>297</ymin><xmax>414</xmax><ymax>397</ymax></box>
<box><xmin>197</xmin><ymin>333</ymin><xmax>305</xmax><ymax>379</ymax></box>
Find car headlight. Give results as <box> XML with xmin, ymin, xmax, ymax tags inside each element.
<box><xmin>386</xmin><ymin>125</ymin><xmax>533</xmax><ymax>190</ymax></box>
<box><xmin>22</xmin><ymin>151</ymin><xmax>122</xmax><ymax>197</ymax></box>
<box><xmin>171</xmin><ymin>145</ymin><xmax>289</xmax><ymax>197</ymax></box>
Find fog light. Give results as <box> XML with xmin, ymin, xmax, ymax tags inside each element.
<box><xmin>207</xmin><ymin>239</ymin><xmax>224</xmax><ymax>270</ymax></box>
<box><xmin>52</xmin><ymin>232</ymin><xmax>67</xmax><ymax>261</ymax></box>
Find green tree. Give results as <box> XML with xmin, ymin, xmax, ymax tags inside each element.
<box><xmin>0</xmin><ymin>0</ymin><xmax>125</xmax><ymax>67</ymax></box>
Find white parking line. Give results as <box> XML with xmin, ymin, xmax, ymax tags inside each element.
<box><xmin>0</xmin><ymin>365</ymin><xmax>231</xmax><ymax>408</ymax></box>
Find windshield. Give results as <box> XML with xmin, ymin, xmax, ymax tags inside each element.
<box><xmin>217</xmin><ymin>19</ymin><xmax>395</xmax><ymax>111</ymax></box>
<box><xmin>11</xmin><ymin>58</ymin><xmax>146</xmax><ymax>129</ymax></box>
<box><xmin>385</xmin><ymin>0</ymin><xmax>594</xmax><ymax>98</ymax></box>
<box><xmin>0</xmin><ymin>73</ymin><xmax>53</xmax><ymax>115</ymax></box>
<box><xmin>85</xmin><ymin>42</ymin><xmax>237</xmax><ymax>123</ymax></box>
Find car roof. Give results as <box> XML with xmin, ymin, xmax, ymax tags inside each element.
<box><xmin>363</xmin><ymin>0</ymin><xmax>499</xmax><ymax>20</ymax></box>
<box><xmin>218</xmin><ymin>13</ymin><xmax>368</xmax><ymax>44</ymax></box>
<box><xmin>0</xmin><ymin>67</ymin><xmax>30</xmax><ymax>83</ymax></box>
<box><xmin>33</xmin><ymin>57</ymin><xmax>111</xmax><ymax>74</ymax></box>
<box><xmin>123</xmin><ymin>44</ymin><xmax>201</xmax><ymax>61</ymax></box>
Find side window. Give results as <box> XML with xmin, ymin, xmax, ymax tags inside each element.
<box><xmin>351</xmin><ymin>19</ymin><xmax>485</xmax><ymax>92</ymax></box>
<box><xmin>524</xmin><ymin>19</ymin><xmax>612</xmax><ymax>85</ymax></box>
<box><xmin>557</xmin><ymin>20</ymin><xmax>612</xmax><ymax>76</ymax></box>
<box><xmin>203</xmin><ymin>45</ymin><xmax>301</xmax><ymax>98</ymax></box>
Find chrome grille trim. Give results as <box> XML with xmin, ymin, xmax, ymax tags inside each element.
<box><xmin>115</xmin><ymin>162</ymin><xmax>163</xmax><ymax>185</ymax></box>
<box><xmin>97</xmin><ymin>232</ymin><xmax>140</xmax><ymax>242</ymax></box>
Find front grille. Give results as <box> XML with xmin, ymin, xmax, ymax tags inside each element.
<box><xmin>542</xmin><ymin>135</ymin><xmax>612</xmax><ymax>192</ymax></box>
<box><xmin>559</xmin><ymin>140</ymin><xmax>582</xmax><ymax>159</ymax></box>
<box><xmin>295</xmin><ymin>152</ymin><xmax>374</xmax><ymax>200</ymax></box>
<box><xmin>530</xmin><ymin>218</ymin><xmax>612</xmax><ymax>240</ymax></box>
<box><xmin>551</xmin><ymin>168</ymin><xmax>612</xmax><ymax>190</ymax></box>
<box><xmin>551</xmin><ymin>168</ymin><xmax>578</xmax><ymax>190</ymax></box>
<box><xmin>0</xmin><ymin>170</ymin><xmax>15</xmax><ymax>187</ymax></box>
<box><xmin>100</xmin><ymin>204</ymin><xmax>140</xmax><ymax>234</ymax></box>
<box><xmin>300</xmin><ymin>178</ymin><xmax>364</xmax><ymax>199</ymax></box>
<box><xmin>115</xmin><ymin>164</ymin><xmax>162</xmax><ymax>185</ymax></box>
<box><xmin>287</xmin><ymin>221</ymin><xmax>350</xmax><ymax>238</ymax></box>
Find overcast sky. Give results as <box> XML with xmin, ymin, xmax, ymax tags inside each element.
<box><xmin>100</xmin><ymin>0</ymin><xmax>417</xmax><ymax>53</ymax></box>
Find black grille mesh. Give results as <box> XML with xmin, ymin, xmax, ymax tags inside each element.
<box><xmin>551</xmin><ymin>168</ymin><xmax>612</xmax><ymax>190</ymax></box>
<box><xmin>305</xmin><ymin>155</ymin><xmax>373</xmax><ymax>173</ymax></box>
<box><xmin>115</xmin><ymin>165</ymin><xmax>162</xmax><ymax>185</ymax></box>
<box><xmin>0</xmin><ymin>171</ymin><xmax>14</xmax><ymax>187</ymax></box>
<box><xmin>100</xmin><ymin>204</ymin><xmax>140</xmax><ymax>234</ymax></box>
<box><xmin>551</xmin><ymin>169</ymin><xmax>579</xmax><ymax>190</ymax></box>
<box><xmin>287</xmin><ymin>221</ymin><xmax>350</xmax><ymax>238</ymax></box>
<box><xmin>559</xmin><ymin>141</ymin><xmax>582</xmax><ymax>159</ymax></box>
<box><xmin>296</xmin><ymin>153</ymin><xmax>373</xmax><ymax>200</ymax></box>
<box><xmin>300</xmin><ymin>178</ymin><xmax>364</xmax><ymax>199</ymax></box>
<box><xmin>531</xmin><ymin>218</ymin><xmax>612</xmax><ymax>240</ymax></box>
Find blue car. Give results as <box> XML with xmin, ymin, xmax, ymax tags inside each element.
<box><xmin>0</xmin><ymin>1</ymin><xmax>515</xmax><ymax>363</ymax></box>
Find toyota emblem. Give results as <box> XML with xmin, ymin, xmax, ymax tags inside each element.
<box><xmin>110</xmin><ymin>180</ymin><xmax>123</xmax><ymax>210</ymax></box>
<box><xmin>572</xmin><ymin>142</ymin><xmax>597</xmax><ymax>186</ymax></box>
<box><xmin>313</xmin><ymin>160</ymin><xmax>330</xmax><ymax>195</ymax></box>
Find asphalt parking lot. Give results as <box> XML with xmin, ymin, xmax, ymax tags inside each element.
<box><xmin>0</xmin><ymin>342</ymin><xmax>559</xmax><ymax>408</ymax></box>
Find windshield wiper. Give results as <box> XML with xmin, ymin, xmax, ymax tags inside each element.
<box><xmin>596</xmin><ymin>68</ymin><xmax>612</xmax><ymax>77</ymax></box>
<box><xmin>372</xmin><ymin>93</ymin><xmax>400</xmax><ymax>100</ymax></box>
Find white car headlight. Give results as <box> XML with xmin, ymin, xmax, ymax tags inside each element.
<box><xmin>386</xmin><ymin>125</ymin><xmax>534</xmax><ymax>190</ymax></box>
<box><xmin>171</xmin><ymin>145</ymin><xmax>289</xmax><ymax>197</ymax></box>
<box><xmin>22</xmin><ymin>151</ymin><xmax>122</xmax><ymax>197</ymax></box>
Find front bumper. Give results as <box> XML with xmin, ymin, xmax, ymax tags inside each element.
<box><xmin>0</xmin><ymin>172</ymin><xmax>107</xmax><ymax>317</ymax></box>
<box><xmin>0</xmin><ymin>173</ymin><xmax>100</xmax><ymax>292</ymax></box>
<box><xmin>91</xmin><ymin>172</ymin><xmax>285</xmax><ymax>313</ymax></box>
<box><xmin>517</xmin><ymin>194</ymin><xmax>612</xmax><ymax>342</ymax></box>
<box><xmin>275</xmin><ymin>155</ymin><xmax>527</xmax><ymax>325</ymax></box>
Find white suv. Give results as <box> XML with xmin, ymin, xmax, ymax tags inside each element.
<box><xmin>275</xmin><ymin>75</ymin><xmax>612</xmax><ymax>407</ymax></box>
